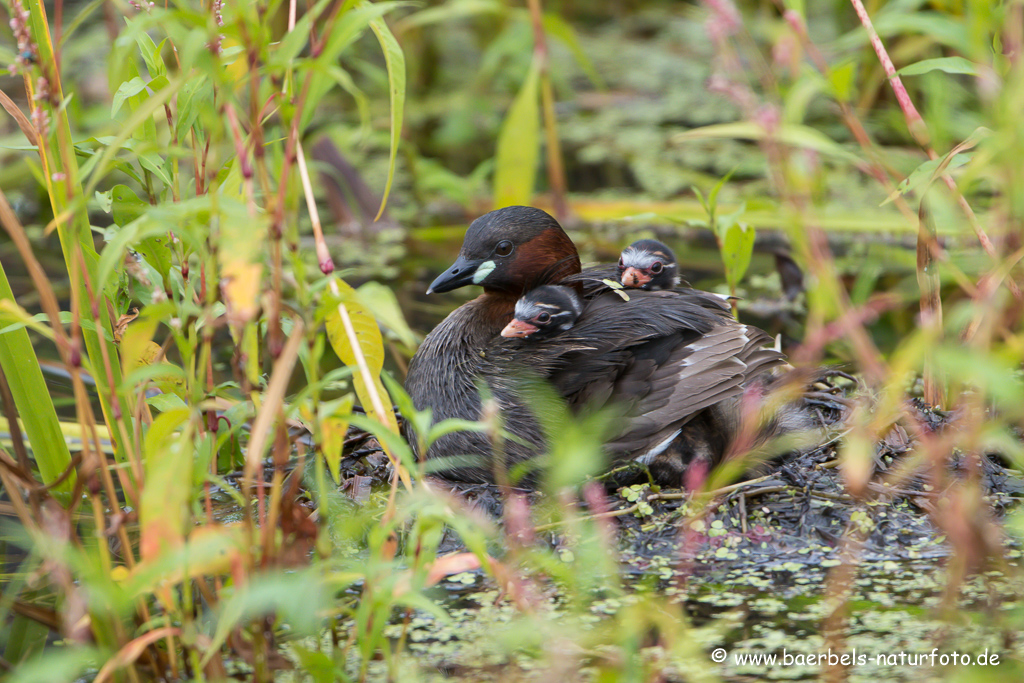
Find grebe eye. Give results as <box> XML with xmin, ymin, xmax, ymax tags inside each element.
<box><xmin>495</xmin><ymin>240</ymin><xmax>514</xmax><ymax>257</ymax></box>
<box><xmin>650</xmin><ymin>262</ymin><xmax>663</xmax><ymax>273</ymax></box>
<box><xmin>536</xmin><ymin>312</ymin><xmax>551</xmax><ymax>324</ymax></box>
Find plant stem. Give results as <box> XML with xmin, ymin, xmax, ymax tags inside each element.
<box><xmin>527</xmin><ymin>0</ymin><xmax>569</xmax><ymax>222</ymax></box>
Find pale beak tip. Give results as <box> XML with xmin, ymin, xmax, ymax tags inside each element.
<box><xmin>501</xmin><ymin>320</ymin><xmax>536</xmax><ymax>338</ymax></box>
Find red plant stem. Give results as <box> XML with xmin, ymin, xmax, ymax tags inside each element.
<box><xmin>847</xmin><ymin>0</ymin><xmax>927</xmax><ymax>146</ymax></box>
<box><xmin>848</xmin><ymin>0</ymin><xmax>1013</xmax><ymax>298</ymax></box>
<box><xmin>222</xmin><ymin>103</ymin><xmax>257</xmax><ymax>218</ymax></box>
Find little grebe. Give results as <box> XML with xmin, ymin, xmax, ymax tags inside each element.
<box><xmin>500</xmin><ymin>285</ymin><xmax>583</xmax><ymax>340</ymax></box>
<box><xmin>405</xmin><ymin>206</ymin><xmax>799</xmax><ymax>484</ymax></box>
<box><xmin>619</xmin><ymin>239</ymin><xmax>680</xmax><ymax>290</ymax></box>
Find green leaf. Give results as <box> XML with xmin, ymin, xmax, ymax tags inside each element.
<box><xmin>137</xmin><ymin>148</ymin><xmax>173</xmax><ymax>188</ymax></box>
<box><xmin>896</xmin><ymin>56</ymin><xmax>978</xmax><ymax>77</ymax></box>
<box><xmin>146</xmin><ymin>392</ymin><xmax>187</xmax><ymax>413</ymax></box>
<box><xmin>111</xmin><ymin>183</ymin><xmax>147</xmax><ymax>226</ymax></box>
<box><xmin>6</xmin><ymin>645</ymin><xmax>100</xmax><ymax>683</ymax></box>
<box><xmin>201</xmin><ymin>570</ymin><xmax>327</xmax><ymax>668</ymax></box>
<box><xmin>881</xmin><ymin>154</ymin><xmax>971</xmax><ymax>206</ymax></box>
<box><xmin>3</xmin><ymin>611</ymin><xmax>50</xmax><ymax>670</ymax></box>
<box><xmin>676</xmin><ymin>122</ymin><xmax>863</xmax><ymax>166</ymax></box>
<box><xmin>398</xmin><ymin>0</ymin><xmax>503</xmax><ymax>31</ymax></box>
<box><xmin>828</xmin><ymin>61</ymin><xmax>856</xmax><ymax>101</ymax></box>
<box><xmin>349</xmin><ymin>414</ymin><xmax>417</xmax><ymax>472</ymax></box>
<box><xmin>175</xmin><ymin>76</ymin><xmax>210</xmax><ymax>140</ymax></box>
<box><xmin>721</xmin><ymin>221</ymin><xmax>755</xmax><ymax>290</ymax></box>
<box><xmin>110</xmin><ymin>77</ymin><xmax>148</xmax><ymax>118</ymax></box>
<box><xmin>289</xmin><ymin>644</ymin><xmax>340</xmax><ymax>683</ymax></box>
<box><xmin>356</xmin><ymin>281</ymin><xmax>419</xmax><ymax>348</ymax></box>
<box><xmin>367</xmin><ymin>10</ymin><xmax>406</xmax><ymax>220</ymax></box>
<box><xmin>0</xmin><ymin>261</ymin><xmax>74</xmax><ymax>500</ymax></box>
<box><xmin>881</xmin><ymin>127</ymin><xmax>989</xmax><ymax>207</ymax></box>
<box><xmin>716</xmin><ymin>200</ymin><xmax>746</xmax><ymax>241</ymax></box>
<box><xmin>425</xmin><ymin>418</ymin><xmax>489</xmax><ymax>446</ymax></box>
<box><xmin>140</xmin><ymin>408</ymin><xmax>193</xmax><ymax>562</ymax></box>
<box><xmin>301</xmin><ymin>4</ymin><xmax>398</xmax><ymax>128</ymax></box>
<box><xmin>877</xmin><ymin>12</ymin><xmax>970</xmax><ymax>53</ymax></box>
<box><xmin>541</xmin><ymin>12</ymin><xmax>604</xmax><ymax>89</ymax></box>
<box><xmin>708</xmin><ymin>166</ymin><xmax>738</xmax><ymax>216</ymax></box>
<box><xmin>84</xmin><ymin>74</ymin><xmax>185</xmax><ymax>197</ymax></box>
<box><xmin>137</xmin><ymin>33</ymin><xmax>168</xmax><ymax>79</ymax></box>
<box><xmin>494</xmin><ymin>59</ymin><xmax>541</xmax><ymax>208</ymax></box>
<box><xmin>692</xmin><ymin>187</ymin><xmax>708</xmax><ymax>215</ymax></box>
<box><xmin>274</xmin><ymin>0</ymin><xmax>335</xmax><ymax>65</ymax></box>
<box><xmin>100</xmin><ymin>185</ymin><xmax>175</xmax><ymax>289</ymax></box>
<box><xmin>322</xmin><ymin>64</ymin><xmax>370</xmax><ymax>134</ymax></box>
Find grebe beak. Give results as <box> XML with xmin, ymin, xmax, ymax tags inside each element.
<box><xmin>427</xmin><ymin>254</ymin><xmax>484</xmax><ymax>294</ymax></box>
<box><xmin>620</xmin><ymin>266</ymin><xmax>651</xmax><ymax>288</ymax></box>
<box><xmin>500</xmin><ymin>318</ymin><xmax>539</xmax><ymax>338</ymax></box>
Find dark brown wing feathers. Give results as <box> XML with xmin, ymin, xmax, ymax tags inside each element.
<box><xmin>482</xmin><ymin>288</ymin><xmax>787</xmax><ymax>465</ymax></box>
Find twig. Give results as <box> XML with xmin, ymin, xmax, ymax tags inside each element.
<box><xmin>739</xmin><ymin>492</ymin><xmax>747</xmax><ymax>534</ymax></box>
<box><xmin>704</xmin><ymin>472</ymin><xmax>775</xmax><ymax>497</ymax></box>
<box><xmin>809</xmin><ymin>490</ymin><xmax>854</xmax><ymax>502</ymax></box>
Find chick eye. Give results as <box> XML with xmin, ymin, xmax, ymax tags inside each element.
<box><xmin>495</xmin><ymin>240</ymin><xmax>514</xmax><ymax>257</ymax></box>
<box><xmin>650</xmin><ymin>261</ymin><xmax>663</xmax><ymax>274</ymax></box>
<box><xmin>536</xmin><ymin>312</ymin><xmax>551</xmax><ymax>324</ymax></box>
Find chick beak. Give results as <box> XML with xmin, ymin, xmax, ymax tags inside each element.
<box><xmin>620</xmin><ymin>266</ymin><xmax>652</xmax><ymax>288</ymax></box>
<box><xmin>500</xmin><ymin>318</ymin><xmax>539</xmax><ymax>338</ymax></box>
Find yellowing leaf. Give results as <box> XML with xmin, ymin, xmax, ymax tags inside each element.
<box><xmin>120</xmin><ymin>313</ymin><xmax>159</xmax><ymax>369</ymax></box>
<box><xmin>218</xmin><ymin>211</ymin><xmax>268</xmax><ymax>326</ymax></box>
<box><xmin>323</xmin><ymin>278</ymin><xmax>397</xmax><ymax>431</ymax></box>
<box><xmin>494</xmin><ymin>59</ymin><xmax>541</xmax><ymax>208</ymax></box>
<box><xmin>130</xmin><ymin>525</ymin><xmax>245</xmax><ymax>589</ymax></box>
<box><xmin>122</xmin><ymin>336</ymin><xmax>186</xmax><ymax>399</ymax></box>
<box><xmin>222</xmin><ymin>36</ymin><xmax>249</xmax><ymax>87</ymax></box>
<box><xmin>325</xmin><ymin>279</ymin><xmax>384</xmax><ymax>375</ymax></box>
<box><xmin>322</xmin><ymin>394</ymin><xmax>355</xmax><ymax>483</ymax></box>
<box><xmin>140</xmin><ymin>409</ymin><xmax>193</xmax><ymax>563</ymax></box>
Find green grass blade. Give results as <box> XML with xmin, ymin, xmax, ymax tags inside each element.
<box><xmin>368</xmin><ymin>9</ymin><xmax>407</xmax><ymax>221</ymax></box>
<box><xmin>24</xmin><ymin>0</ymin><xmax>136</xmax><ymax>463</ymax></box>
<box><xmin>0</xmin><ymin>259</ymin><xmax>74</xmax><ymax>499</ymax></box>
<box><xmin>494</xmin><ymin>59</ymin><xmax>541</xmax><ymax>208</ymax></box>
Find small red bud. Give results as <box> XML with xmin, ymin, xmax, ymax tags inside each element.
<box><xmin>68</xmin><ymin>340</ymin><xmax>82</xmax><ymax>368</ymax></box>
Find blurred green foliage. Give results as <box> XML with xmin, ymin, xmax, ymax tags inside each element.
<box><xmin>0</xmin><ymin>0</ymin><xmax>1023</xmax><ymax>681</ymax></box>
